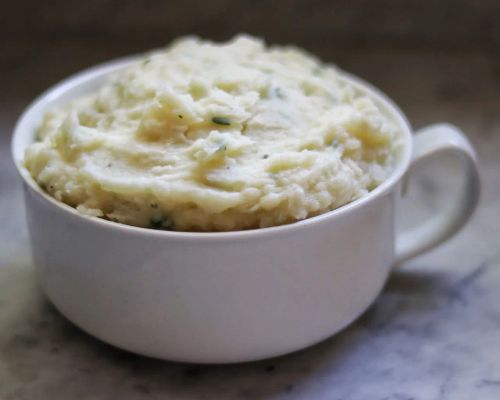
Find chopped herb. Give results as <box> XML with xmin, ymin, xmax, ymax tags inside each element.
<box><xmin>211</xmin><ymin>116</ymin><xmax>231</xmax><ymax>126</ymax></box>
<box><xmin>178</xmin><ymin>114</ymin><xmax>183</xmax><ymax>119</ymax></box>
<box><xmin>262</xmin><ymin>154</ymin><xmax>269</xmax><ymax>159</ymax></box>
<box><xmin>273</xmin><ymin>87</ymin><xmax>285</xmax><ymax>99</ymax></box>
<box><xmin>331</xmin><ymin>139</ymin><xmax>340</xmax><ymax>148</ymax></box>
<box><xmin>150</xmin><ymin>216</ymin><xmax>172</xmax><ymax>230</ymax></box>
<box><xmin>142</xmin><ymin>58</ymin><xmax>151</xmax><ymax>66</ymax></box>
<box><xmin>215</xmin><ymin>142</ymin><xmax>227</xmax><ymax>153</ymax></box>
<box><xmin>312</xmin><ymin>66</ymin><xmax>322</xmax><ymax>75</ymax></box>
<box><xmin>34</xmin><ymin>133</ymin><xmax>42</xmax><ymax>142</ymax></box>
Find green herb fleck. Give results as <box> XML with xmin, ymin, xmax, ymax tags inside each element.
<box><xmin>142</xmin><ymin>58</ymin><xmax>151</xmax><ymax>66</ymax></box>
<box><xmin>178</xmin><ymin>114</ymin><xmax>183</xmax><ymax>119</ymax></box>
<box><xmin>34</xmin><ymin>133</ymin><xmax>42</xmax><ymax>142</ymax></box>
<box><xmin>211</xmin><ymin>116</ymin><xmax>231</xmax><ymax>126</ymax></box>
<box><xmin>150</xmin><ymin>216</ymin><xmax>172</xmax><ymax>230</ymax></box>
<box><xmin>331</xmin><ymin>139</ymin><xmax>340</xmax><ymax>148</ymax></box>
<box><xmin>312</xmin><ymin>66</ymin><xmax>322</xmax><ymax>75</ymax></box>
<box><xmin>262</xmin><ymin>154</ymin><xmax>269</xmax><ymax>159</ymax></box>
<box><xmin>273</xmin><ymin>87</ymin><xmax>285</xmax><ymax>99</ymax></box>
<box><xmin>215</xmin><ymin>142</ymin><xmax>227</xmax><ymax>153</ymax></box>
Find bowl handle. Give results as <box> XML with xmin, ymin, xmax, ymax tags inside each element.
<box><xmin>394</xmin><ymin>123</ymin><xmax>481</xmax><ymax>265</ymax></box>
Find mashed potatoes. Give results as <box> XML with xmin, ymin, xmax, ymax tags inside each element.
<box><xmin>25</xmin><ymin>35</ymin><xmax>401</xmax><ymax>232</ymax></box>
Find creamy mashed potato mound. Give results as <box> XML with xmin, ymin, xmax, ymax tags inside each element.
<box><xmin>25</xmin><ymin>35</ymin><xmax>401</xmax><ymax>232</ymax></box>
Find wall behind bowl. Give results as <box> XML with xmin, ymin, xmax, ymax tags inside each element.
<box><xmin>3</xmin><ymin>0</ymin><xmax>500</xmax><ymax>50</ymax></box>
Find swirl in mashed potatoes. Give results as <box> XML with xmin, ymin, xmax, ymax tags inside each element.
<box><xmin>25</xmin><ymin>35</ymin><xmax>401</xmax><ymax>232</ymax></box>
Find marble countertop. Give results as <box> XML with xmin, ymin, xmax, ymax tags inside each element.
<box><xmin>1</xmin><ymin>44</ymin><xmax>499</xmax><ymax>400</ymax></box>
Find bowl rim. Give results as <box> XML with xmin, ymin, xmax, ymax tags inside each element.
<box><xmin>11</xmin><ymin>55</ymin><xmax>413</xmax><ymax>241</ymax></box>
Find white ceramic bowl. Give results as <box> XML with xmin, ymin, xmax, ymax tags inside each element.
<box><xmin>11</xmin><ymin>58</ymin><xmax>480</xmax><ymax>363</ymax></box>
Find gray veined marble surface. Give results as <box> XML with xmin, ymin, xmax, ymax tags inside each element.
<box><xmin>1</xmin><ymin>46</ymin><xmax>500</xmax><ymax>400</ymax></box>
